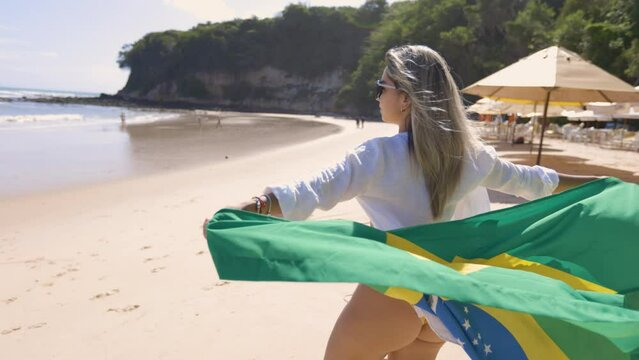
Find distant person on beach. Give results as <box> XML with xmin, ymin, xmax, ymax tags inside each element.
<box><xmin>205</xmin><ymin>45</ymin><xmax>601</xmax><ymax>359</ymax></box>
<box><xmin>120</xmin><ymin>111</ymin><xmax>126</xmax><ymax>125</ymax></box>
<box><xmin>356</xmin><ymin>117</ymin><xmax>360</xmax><ymax>128</ymax></box>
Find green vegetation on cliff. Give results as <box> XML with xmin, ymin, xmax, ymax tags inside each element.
<box><xmin>118</xmin><ymin>1</ymin><xmax>387</xmax><ymax>99</ymax></box>
<box><xmin>118</xmin><ymin>0</ymin><xmax>639</xmax><ymax>115</ymax></box>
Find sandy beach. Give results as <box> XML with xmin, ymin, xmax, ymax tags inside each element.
<box><xmin>1</xmin><ymin>113</ymin><xmax>637</xmax><ymax>359</ymax></box>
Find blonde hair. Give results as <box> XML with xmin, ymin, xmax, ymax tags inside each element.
<box><xmin>385</xmin><ymin>45</ymin><xmax>480</xmax><ymax>219</ymax></box>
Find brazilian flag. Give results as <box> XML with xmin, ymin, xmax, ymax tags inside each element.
<box><xmin>205</xmin><ymin>178</ymin><xmax>639</xmax><ymax>359</ymax></box>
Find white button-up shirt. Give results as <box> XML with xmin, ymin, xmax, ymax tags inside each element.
<box><xmin>266</xmin><ymin>132</ymin><xmax>558</xmax><ymax>231</ymax></box>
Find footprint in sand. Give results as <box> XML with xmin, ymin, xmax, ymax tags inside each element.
<box><xmin>24</xmin><ymin>257</ymin><xmax>45</xmax><ymax>266</ymax></box>
<box><xmin>27</xmin><ymin>322</ymin><xmax>47</xmax><ymax>330</ymax></box>
<box><xmin>144</xmin><ymin>255</ymin><xmax>169</xmax><ymax>263</ymax></box>
<box><xmin>90</xmin><ymin>289</ymin><xmax>120</xmax><ymax>300</ymax></box>
<box><xmin>3</xmin><ymin>297</ymin><xmax>17</xmax><ymax>304</ymax></box>
<box><xmin>196</xmin><ymin>250</ymin><xmax>205</xmax><ymax>256</ymax></box>
<box><xmin>107</xmin><ymin>305</ymin><xmax>140</xmax><ymax>313</ymax></box>
<box><xmin>202</xmin><ymin>281</ymin><xmax>230</xmax><ymax>291</ymax></box>
<box><xmin>150</xmin><ymin>267</ymin><xmax>166</xmax><ymax>273</ymax></box>
<box><xmin>140</xmin><ymin>246</ymin><xmax>152</xmax><ymax>251</ymax></box>
<box><xmin>1</xmin><ymin>327</ymin><xmax>21</xmax><ymax>335</ymax></box>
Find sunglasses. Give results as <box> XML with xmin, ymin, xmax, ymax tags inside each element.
<box><xmin>375</xmin><ymin>79</ymin><xmax>399</xmax><ymax>100</ymax></box>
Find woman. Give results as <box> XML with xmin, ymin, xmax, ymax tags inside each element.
<box><xmin>208</xmin><ymin>45</ymin><xmax>599</xmax><ymax>359</ymax></box>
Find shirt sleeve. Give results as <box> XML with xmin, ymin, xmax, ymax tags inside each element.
<box><xmin>478</xmin><ymin>145</ymin><xmax>559</xmax><ymax>200</ymax></box>
<box><xmin>264</xmin><ymin>140</ymin><xmax>380</xmax><ymax>220</ymax></box>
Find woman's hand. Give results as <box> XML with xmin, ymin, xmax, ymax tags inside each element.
<box><xmin>202</xmin><ymin>194</ymin><xmax>283</xmax><ymax>240</ymax></box>
<box><xmin>202</xmin><ymin>201</ymin><xmax>256</xmax><ymax>240</ymax></box>
<box><xmin>202</xmin><ymin>218</ymin><xmax>209</xmax><ymax>240</ymax></box>
<box><xmin>555</xmin><ymin>173</ymin><xmax>607</xmax><ymax>193</ymax></box>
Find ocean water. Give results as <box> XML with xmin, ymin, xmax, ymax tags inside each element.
<box><xmin>0</xmin><ymin>86</ymin><xmax>98</xmax><ymax>101</ymax></box>
<box><xmin>0</xmin><ymin>93</ymin><xmax>179</xmax><ymax>131</ymax></box>
<box><xmin>0</xmin><ymin>87</ymin><xmax>340</xmax><ymax>199</ymax></box>
<box><xmin>0</xmin><ymin>87</ymin><xmax>183</xmax><ymax>197</ymax></box>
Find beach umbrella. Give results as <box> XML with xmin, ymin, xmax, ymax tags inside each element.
<box><xmin>564</xmin><ymin>110</ymin><xmax>612</xmax><ymax>122</ymax></box>
<box><xmin>466</xmin><ymin>97</ymin><xmax>505</xmax><ymax>115</ymax></box>
<box><xmin>614</xmin><ymin>107</ymin><xmax>639</xmax><ymax>120</ymax></box>
<box><xmin>467</xmin><ymin>97</ymin><xmax>581</xmax><ymax>117</ymax></box>
<box><xmin>462</xmin><ymin>46</ymin><xmax>639</xmax><ymax>164</ymax></box>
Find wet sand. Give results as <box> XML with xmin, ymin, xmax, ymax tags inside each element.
<box><xmin>0</xmin><ymin>114</ymin><xmax>637</xmax><ymax>359</ymax></box>
<box><xmin>0</xmin><ymin>111</ymin><xmax>340</xmax><ymax>198</ymax></box>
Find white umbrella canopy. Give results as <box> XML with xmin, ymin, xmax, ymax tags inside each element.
<box><xmin>614</xmin><ymin>107</ymin><xmax>639</xmax><ymax>120</ymax></box>
<box><xmin>462</xmin><ymin>46</ymin><xmax>639</xmax><ymax>164</ymax></box>
<box><xmin>563</xmin><ymin>110</ymin><xmax>612</xmax><ymax>122</ymax></box>
<box><xmin>583</xmin><ymin>102</ymin><xmax>639</xmax><ymax>119</ymax></box>
<box><xmin>466</xmin><ymin>98</ymin><xmax>504</xmax><ymax>115</ymax></box>
<box><xmin>463</xmin><ymin>46</ymin><xmax>639</xmax><ymax>103</ymax></box>
<box><xmin>467</xmin><ymin>97</ymin><xmax>580</xmax><ymax>117</ymax></box>
<box><xmin>500</xmin><ymin>101</ymin><xmax>581</xmax><ymax>117</ymax></box>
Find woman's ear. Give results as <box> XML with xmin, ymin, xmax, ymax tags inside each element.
<box><xmin>401</xmin><ymin>93</ymin><xmax>411</xmax><ymax>111</ymax></box>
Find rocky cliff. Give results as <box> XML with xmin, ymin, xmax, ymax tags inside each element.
<box><xmin>117</xmin><ymin>66</ymin><xmax>349</xmax><ymax>114</ymax></box>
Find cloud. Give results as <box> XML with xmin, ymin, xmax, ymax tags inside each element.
<box><xmin>38</xmin><ymin>51</ymin><xmax>58</xmax><ymax>58</ymax></box>
<box><xmin>163</xmin><ymin>0</ymin><xmax>237</xmax><ymax>22</ymax></box>
<box><xmin>0</xmin><ymin>37</ymin><xmax>28</xmax><ymax>46</ymax></box>
<box><xmin>86</xmin><ymin>63</ymin><xmax>129</xmax><ymax>93</ymax></box>
<box><xmin>0</xmin><ymin>50</ymin><xmax>59</xmax><ymax>61</ymax></box>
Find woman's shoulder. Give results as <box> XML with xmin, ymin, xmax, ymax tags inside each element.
<box><xmin>344</xmin><ymin>133</ymin><xmax>409</xmax><ymax>169</ymax></box>
<box><xmin>355</xmin><ymin>132</ymin><xmax>409</xmax><ymax>154</ymax></box>
<box><xmin>461</xmin><ymin>142</ymin><xmax>501</xmax><ymax>174</ymax></box>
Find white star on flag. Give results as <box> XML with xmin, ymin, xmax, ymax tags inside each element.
<box><xmin>472</xmin><ymin>338</ymin><xmax>479</xmax><ymax>346</ymax></box>
<box><xmin>484</xmin><ymin>344</ymin><xmax>492</xmax><ymax>355</ymax></box>
<box><xmin>464</xmin><ymin>306</ymin><xmax>469</xmax><ymax>314</ymax></box>
<box><xmin>462</xmin><ymin>319</ymin><xmax>471</xmax><ymax>330</ymax></box>
<box><xmin>478</xmin><ymin>332</ymin><xmax>482</xmax><ymax>340</ymax></box>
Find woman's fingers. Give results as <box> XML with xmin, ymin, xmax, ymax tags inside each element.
<box><xmin>202</xmin><ymin>218</ymin><xmax>209</xmax><ymax>239</ymax></box>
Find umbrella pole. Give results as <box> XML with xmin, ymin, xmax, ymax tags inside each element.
<box><xmin>535</xmin><ymin>92</ymin><xmax>551</xmax><ymax>165</ymax></box>
<box><xmin>621</xmin><ymin>119</ymin><xmax>628</xmax><ymax>148</ymax></box>
<box><xmin>529</xmin><ymin>102</ymin><xmax>539</xmax><ymax>153</ymax></box>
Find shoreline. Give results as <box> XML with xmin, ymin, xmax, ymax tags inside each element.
<box><xmin>12</xmin><ymin>94</ymin><xmax>374</xmax><ymax>120</ymax></box>
<box><xmin>1</xmin><ymin>114</ymin><xmax>637</xmax><ymax>359</ymax></box>
<box><xmin>0</xmin><ymin>111</ymin><xmax>343</xmax><ymax>200</ymax></box>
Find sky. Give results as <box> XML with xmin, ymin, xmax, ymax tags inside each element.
<box><xmin>0</xmin><ymin>0</ymin><xmax>386</xmax><ymax>94</ymax></box>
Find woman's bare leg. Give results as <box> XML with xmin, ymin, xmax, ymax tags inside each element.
<box><xmin>324</xmin><ymin>284</ymin><xmax>423</xmax><ymax>360</ymax></box>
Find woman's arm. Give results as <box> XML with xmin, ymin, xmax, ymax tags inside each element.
<box><xmin>554</xmin><ymin>173</ymin><xmax>605</xmax><ymax>193</ymax></box>
<box><xmin>235</xmin><ymin>193</ymin><xmax>283</xmax><ymax>217</ymax></box>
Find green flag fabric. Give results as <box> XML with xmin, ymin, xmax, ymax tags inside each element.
<box><xmin>206</xmin><ymin>177</ymin><xmax>639</xmax><ymax>359</ymax></box>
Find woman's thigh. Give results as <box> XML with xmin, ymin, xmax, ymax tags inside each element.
<box><xmin>324</xmin><ymin>284</ymin><xmax>423</xmax><ymax>360</ymax></box>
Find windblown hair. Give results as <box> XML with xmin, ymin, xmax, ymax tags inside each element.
<box><xmin>385</xmin><ymin>45</ymin><xmax>480</xmax><ymax>219</ymax></box>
